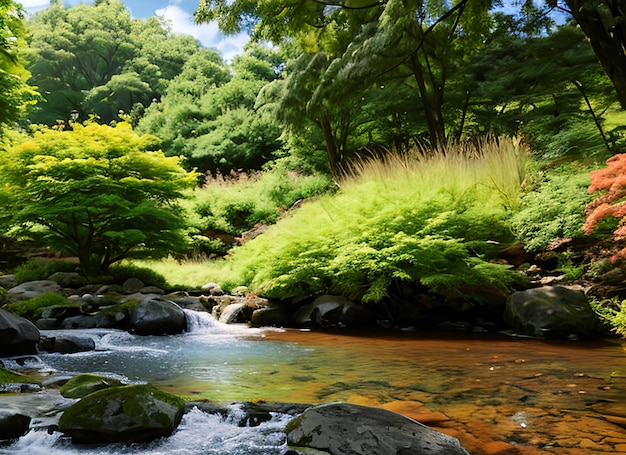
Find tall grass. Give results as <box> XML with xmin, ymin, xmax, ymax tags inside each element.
<box><xmin>218</xmin><ymin>137</ymin><xmax>529</xmax><ymax>303</ymax></box>
<box><xmin>343</xmin><ymin>136</ymin><xmax>527</xmax><ymax>209</ymax></box>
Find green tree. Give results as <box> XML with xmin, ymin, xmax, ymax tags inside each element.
<box><xmin>0</xmin><ymin>0</ymin><xmax>37</xmax><ymax>127</ymax></box>
<box><xmin>138</xmin><ymin>44</ymin><xmax>284</xmax><ymax>174</ymax></box>
<box><xmin>26</xmin><ymin>0</ymin><xmax>199</xmax><ymax>125</ymax></box>
<box><xmin>0</xmin><ymin>121</ymin><xmax>198</xmax><ymax>275</ymax></box>
<box><xmin>196</xmin><ymin>0</ymin><xmax>493</xmax><ymax>176</ymax></box>
<box><xmin>559</xmin><ymin>0</ymin><xmax>626</xmax><ymax>109</ymax></box>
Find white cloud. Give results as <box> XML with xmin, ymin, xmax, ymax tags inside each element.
<box><xmin>19</xmin><ymin>0</ymin><xmax>49</xmax><ymax>13</ymax></box>
<box><xmin>156</xmin><ymin>5</ymin><xmax>248</xmax><ymax>61</ymax></box>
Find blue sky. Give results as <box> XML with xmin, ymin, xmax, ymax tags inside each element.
<box><xmin>18</xmin><ymin>0</ymin><xmax>250</xmax><ymax>61</ymax></box>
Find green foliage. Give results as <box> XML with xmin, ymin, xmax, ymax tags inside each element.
<box><xmin>190</xmin><ymin>167</ymin><xmax>333</xmax><ymax>237</ymax></box>
<box><xmin>0</xmin><ymin>0</ymin><xmax>38</xmax><ymax>127</ymax></box>
<box><xmin>26</xmin><ymin>0</ymin><xmax>200</xmax><ymax>125</ymax></box>
<box><xmin>507</xmin><ymin>165</ymin><xmax>595</xmax><ymax>252</ymax></box>
<box><xmin>222</xmin><ymin>138</ymin><xmax>526</xmax><ymax>303</ymax></box>
<box><xmin>3</xmin><ymin>292</ymin><xmax>73</xmax><ymax>320</ymax></box>
<box><xmin>108</xmin><ymin>263</ymin><xmax>169</xmax><ymax>289</ymax></box>
<box><xmin>13</xmin><ymin>259</ymin><xmax>77</xmax><ymax>284</ymax></box>
<box><xmin>137</xmin><ymin>44</ymin><xmax>284</xmax><ymax>174</ymax></box>
<box><xmin>0</xmin><ymin>121</ymin><xmax>198</xmax><ymax>274</ymax></box>
<box><xmin>589</xmin><ymin>296</ymin><xmax>626</xmax><ymax>337</ymax></box>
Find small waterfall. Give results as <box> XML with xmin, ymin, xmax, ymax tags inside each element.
<box><xmin>183</xmin><ymin>310</ymin><xmax>259</xmax><ymax>335</ymax></box>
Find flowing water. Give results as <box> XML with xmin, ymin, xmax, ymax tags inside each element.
<box><xmin>1</xmin><ymin>310</ymin><xmax>626</xmax><ymax>454</ymax></box>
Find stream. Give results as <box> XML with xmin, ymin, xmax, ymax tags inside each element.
<box><xmin>1</xmin><ymin>310</ymin><xmax>626</xmax><ymax>454</ymax></box>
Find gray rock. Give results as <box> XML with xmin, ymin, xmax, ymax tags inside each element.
<box><xmin>139</xmin><ymin>286</ymin><xmax>164</xmax><ymax>295</ymax></box>
<box><xmin>286</xmin><ymin>403</ymin><xmax>469</xmax><ymax>455</ymax></box>
<box><xmin>0</xmin><ymin>410</ymin><xmax>30</xmax><ymax>440</ymax></box>
<box><xmin>0</xmin><ymin>274</ymin><xmax>16</xmax><ymax>290</ymax></box>
<box><xmin>218</xmin><ymin>303</ymin><xmax>245</xmax><ymax>324</ymax></box>
<box><xmin>48</xmin><ymin>271</ymin><xmax>87</xmax><ymax>287</ymax></box>
<box><xmin>504</xmin><ymin>285</ymin><xmax>605</xmax><ymax>340</ymax></box>
<box><xmin>122</xmin><ymin>277</ymin><xmax>144</xmax><ymax>294</ymax></box>
<box><xmin>293</xmin><ymin>295</ymin><xmax>374</xmax><ymax>328</ymax></box>
<box><xmin>129</xmin><ymin>298</ymin><xmax>186</xmax><ymax>335</ymax></box>
<box><xmin>6</xmin><ymin>280</ymin><xmax>61</xmax><ymax>303</ymax></box>
<box><xmin>250</xmin><ymin>302</ymin><xmax>293</xmax><ymax>327</ymax></box>
<box><xmin>39</xmin><ymin>335</ymin><xmax>96</xmax><ymax>354</ymax></box>
<box><xmin>58</xmin><ymin>384</ymin><xmax>185</xmax><ymax>444</ymax></box>
<box><xmin>61</xmin><ymin>312</ymin><xmax>124</xmax><ymax>330</ymax></box>
<box><xmin>0</xmin><ymin>308</ymin><xmax>40</xmax><ymax>356</ymax></box>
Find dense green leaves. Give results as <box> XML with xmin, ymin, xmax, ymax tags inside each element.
<box><xmin>26</xmin><ymin>0</ymin><xmax>200</xmax><ymax>125</ymax></box>
<box><xmin>138</xmin><ymin>44</ymin><xmax>284</xmax><ymax>174</ymax></box>
<box><xmin>0</xmin><ymin>122</ymin><xmax>197</xmax><ymax>274</ymax></box>
<box><xmin>222</xmin><ymin>138</ymin><xmax>526</xmax><ymax>303</ymax></box>
<box><xmin>0</xmin><ymin>0</ymin><xmax>37</xmax><ymax>127</ymax></box>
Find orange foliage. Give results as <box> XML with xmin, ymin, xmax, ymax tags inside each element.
<box><xmin>585</xmin><ymin>154</ymin><xmax>626</xmax><ymax>262</ymax></box>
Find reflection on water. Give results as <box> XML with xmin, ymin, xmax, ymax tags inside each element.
<box><xmin>1</xmin><ymin>311</ymin><xmax>626</xmax><ymax>454</ymax></box>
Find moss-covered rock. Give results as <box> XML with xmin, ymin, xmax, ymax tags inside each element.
<box><xmin>58</xmin><ymin>384</ymin><xmax>185</xmax><ymax>444</ymax></box>
<box><xmin>60</xmin><ymin>374</ymin><xmax>125</xmax><ymax>399</ymax></box>
<box><xmin>0</xmin><ymin>366</ymin><xmax>41</xmax><ymax>393</ymax></box>
<box><xmin>2</xmin><ymin>292</ymin><xmax>74</xmax><ymax>321</ymax></box>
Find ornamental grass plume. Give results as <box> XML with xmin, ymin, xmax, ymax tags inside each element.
<box><xmin>584</xmin><ymin>153</ymin><xmax>626</xmax><ymax>262</ymax></box>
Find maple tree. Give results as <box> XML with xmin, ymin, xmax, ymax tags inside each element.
<box><xmin>584</xmin><ymin>154</ymin><xmax>626</xmax><ymax>261</ymax></box>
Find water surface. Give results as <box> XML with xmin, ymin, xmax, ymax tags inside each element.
<box><xmin>1</xmin><ymin>311</ymin><xmax>625</xmax><ymax>454</ymax></box>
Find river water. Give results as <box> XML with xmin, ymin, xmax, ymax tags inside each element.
<box><xmin>1</xmin><ymin>310</ymin><xmax>626</xmax><ymax>454</ymax></box>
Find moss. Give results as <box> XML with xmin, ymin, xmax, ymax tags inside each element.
<box><xmin>3</xmin><ymin>293</ymin><xmax>76</xmax><ymax>320</ymax></box>
<box><xmin>60</xmin><ymin>373</ymin><xmax>124</xmax><ymax>399</ymax></box>
<box><xmin>0</xmin><ymin>366</ymin><xmax>40</xmax><ymax>385</ymax></box>
<box><xmin>58</xmin><ymin>384</ymin><xmax>186</xmax><ymax>433</ymax></box>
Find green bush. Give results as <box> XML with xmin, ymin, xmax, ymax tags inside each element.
<box><xmin>108</xmin><ymin>264</ymin><xmax>169</xmax><ymax>289</ymax></box>
<box><xmin>13</xmin><ymin>259</ymin><xmax>78</xmax><ymax>284</ymax></box>
<box><xmin>589</xmin><ymin>297</ymin><xmax>626</xmax><ymax>337</ymax></box>
<box><xmin>3</xmin><ymin>292</ymin><xmax>73</xmax><ymax>320</ymax></box>
<box><xmin>507</xmin><ymin>165</ymin><xmax>595</xmax><ymax>252</ymax></box>
<box><xmin>189</xmin><ymin>166</ymin><xmax>333</xmax><ymax>237</ymax></box>
<box><xmin>222</xmin><ymin>138</ymin><xmax>527</xmax><ymax>304</ymax></box>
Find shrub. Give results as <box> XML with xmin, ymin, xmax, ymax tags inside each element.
<box><xmin>507</xmin><ymin>165</ymin><xmax>595</xmax><ymax>252</ymax></box>
<box><xmin>3</xmin><ymin>292</ymin><xmax>73</xmax><ymax>320</ymax></box>
<box><xmin>13</xmin><ymin>259</ymin><xmax>78</xmax><ymax>284</ymax></box>
<box><xmin>222</xmin><ymin>137</ymin><xmax>528</xmax><ymax>304</ymax></box>
<box><xmin>589</xmin><ymin>297</ymin><xmax>626</xmax><ymax>337</ymax></box>
<box><xmin>187</xmin><ymin>167</ymin><xmax>333</xmax><ymax>242</ymax></box>
<box><xmin>109</xmin><ymin>264</ymin><xmax>169</xmax><ymax>289</ymax></box>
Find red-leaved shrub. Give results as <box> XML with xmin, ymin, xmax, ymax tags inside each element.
<box><xmin>584</xmin><ymin>154</ymin><xmax>626</xmax><ymax>262</ymax></box>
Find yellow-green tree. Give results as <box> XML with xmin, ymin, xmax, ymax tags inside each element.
<box><xmin>0</xmin><ymin>0</ymin><xmax>37</xmax><ymax>128</ymax></box>
<box><xmin>0</xmin><ymin>121</ymin><xmax>198</xmax><ymax>275</ymax></box>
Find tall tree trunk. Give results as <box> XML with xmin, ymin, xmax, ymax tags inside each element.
<box><xmin>405</xmin><ymin>53</ymin><xmax>447</xmax><ymax>148</ymax></box>
<box><xmin>318</xmin><ymin>111</ymin><xmax>343</xmax><ymax>180</ymax></box>
<box><xmin>565</xmin><ymin>0</ymin><xmax>626</xmax><ymax>109</ymax></box>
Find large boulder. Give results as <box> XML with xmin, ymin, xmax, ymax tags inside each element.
<box><xmin>504</xmin><ymin>285</ymin><xmax>605</xmax><ymax>340</ymax></box>
<box><xmin>6</xmin><ymin>280</ymin><xmax>61</xmax><ymax>303</ymax></box>
<box><xmin>0</xmin><ymin>410</ymin><xmax>30</xmax><ymax>440</ymax></box>
<box><xmin>293</xmin><ymin>295</ymin><xmax>375</xmax><ymax>328</ymax></box>
<box><xmin>0</xmin><ymin>308</ymin><xmax>40</xmax><ymax>356</ymax></box>
<box><xmin>286</xmin><ymin>403</ymin><xmax>469</xmax><ymax>455</ymax></box>
<box><xmin>129</xmin><ymin>298</ymin><xmax>186</xmax><ymax>335</ymax></box>
<box><xmin>58</xmin><ymin>384</ymin><xmax>185</xmax><ymax>444</ymax></box>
